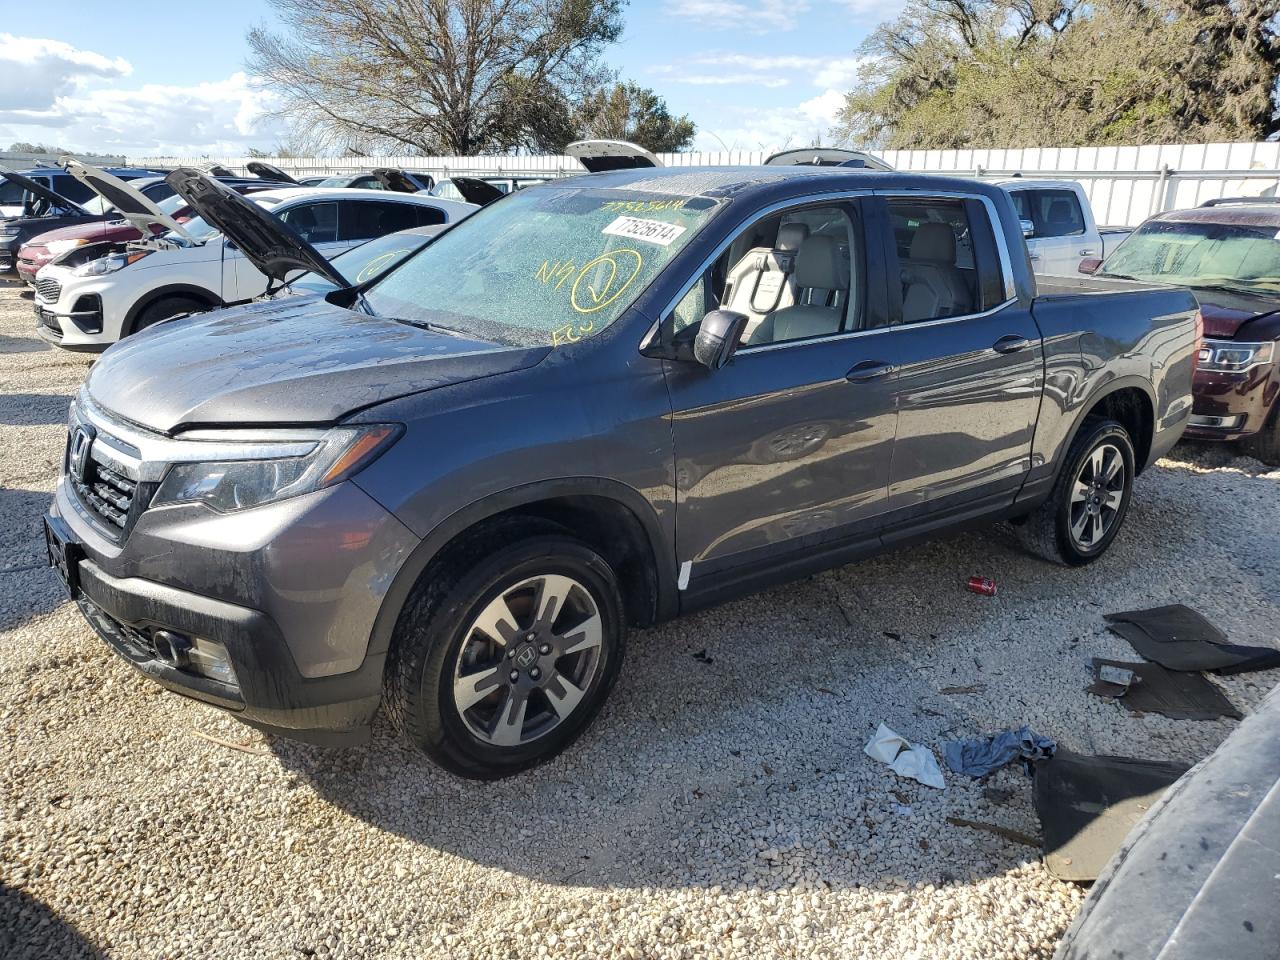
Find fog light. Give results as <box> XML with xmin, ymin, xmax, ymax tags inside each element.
<box><xmin>1189</xmin><ymin>414</ymin><xmax>1244</xmax><ymax>429</ymax></box>
<box><xmin>186</xmin><ymin>637</ymin><xmax>238</xmax><ymax>685</ymax></box>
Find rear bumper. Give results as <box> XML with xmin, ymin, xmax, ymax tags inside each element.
<box><xmin>1186</xmin><ymin>362</ymin><xmax>1278</xmax><ymax>441</ymax></box>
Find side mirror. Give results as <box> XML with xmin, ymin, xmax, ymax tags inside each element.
<box><xmin>693</xmin><ymin>309</ymin><xmax>749</xmax><ymax>370</ymax></box>
<box><xmin>1019</xmin><ymin>218</ymin><xmax>1035</xmax><ymax>239</ymax></box>
<box><xmin>1078</xmin><ymin>257</ymin><xmax>1103</xmax><ymax>275</ymax></box>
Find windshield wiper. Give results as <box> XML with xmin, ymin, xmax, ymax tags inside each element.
<box><xmin>389</xmin><ymin>316</ymin><xmax>472</xmax><ymax>338</ymax></box>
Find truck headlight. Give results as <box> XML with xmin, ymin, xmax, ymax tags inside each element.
<box><xmin>1197</xmin><ymin>339</ymin><xmax>1274</xmax><ymax>373</ymax></box>
<box><xmin>152</xmin><ymin>425</ymin><xmax>401</xmax><ymax>513</ymax></box>
<box><xmin>73</xmin><ymin>250</ymin><xmax>151</xmax><ymax>277</ymax></box>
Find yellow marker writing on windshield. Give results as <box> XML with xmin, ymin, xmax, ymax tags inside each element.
<box><xmin>570</xmin><ymin>249</ymin><xmax>643</xmax><ymax>314</ymax></box>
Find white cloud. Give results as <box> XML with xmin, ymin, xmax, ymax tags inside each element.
<box><xmin>0</xmin><ymin>34</ymin><xmax>131</xmax><ymax>116</ymax></box>
<box><xmin>662</xmin><ymin>0</ymin><xmax>811</xmax><ymax>33</ymax></box>
<box><xmin>652</xmin><ymin>53</ymin><xmax>869</xmax><ymax>91</ymax></box>
<box><xmin>694</xmin><ymin>88</ymin><xmax>850</xmax><ymax>152</ymax></box>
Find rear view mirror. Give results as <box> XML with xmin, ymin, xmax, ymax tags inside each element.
<box><xmin>1020</xmin><ymin>219</ymin><xmax>1035</xmax><ymax>239</ymax></box>
<box><xmin>1078</xmin><ymin>257</ymin><xmax>1103</xmax><ymax>275</ymax></box>
<box><xmin>693</xmin><ymin>309</ymin><xmax>749</xmax><ymax>370</ymax></box>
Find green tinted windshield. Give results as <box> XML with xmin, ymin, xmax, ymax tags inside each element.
<box><xmin>1103</xmin><ymin>220</ymin><xmax>1280</xmax><ymax>295</ymax></box>
<box><xmin>362</xmin><ymin>187</ymin><xmax>719</xmax><ymax>346</ymax></box>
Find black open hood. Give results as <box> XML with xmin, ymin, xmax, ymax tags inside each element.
<box><xmin>165</xmin><ymin>167</ymin><xmax>350</xmax><ymax>289</ymax></box>
<box><xmin>372</xmin><ymin>168</ymin><xmax>428</xmax><ymax>193</ymax></box>
<box><xmin>764</xmin><ymin>148</ymin><xmax>893</xmax><ymax>171</ymax></box>
<box><xmin>246</xmin><ymin>161</ymin><xmax>299</xmax><ymax>184</ymax></box>
<box><xmin>0</xmin><ymin>170</ymin><xmax>86</xmax><ymax>216</ymax></box>
<box><xmin>449</xmin><ymin>176</ymin><xmax>505</xmax><ymax>206</ymax></box>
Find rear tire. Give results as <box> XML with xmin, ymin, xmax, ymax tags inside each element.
<box><xmin>131</xmin><ymin>295</ymin><xmax>207</xmax><ymax>335</ymax></box>
<box><xmin>1016</xmin><ymin>418</ymin><xmax>1136</xmax><ymax>566</ymax></box>
<box><xmin>1242</xmin><ymin>404</ymin><xmax>1280</xmax><ymax>466</ymax></box>
<box><xmin>385</xmin><ymin>523</ymin><xmax>625</xmax><ymax>779</ymax></box>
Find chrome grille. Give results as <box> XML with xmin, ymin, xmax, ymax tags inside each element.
<box><xmin>65</xmin><ymin>419</ymin><xmax>148</xmax><ymax>540</ymax></box>
<box><xmin>35</xmin><ymin>276</ymin><xmax>62</xmax><ymax>302</ymax></box>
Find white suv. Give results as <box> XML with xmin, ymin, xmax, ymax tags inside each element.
<box><xmin>34</xmin><ymin>172</ymin><xmax>474</xmax><ymax>351</ymax></box>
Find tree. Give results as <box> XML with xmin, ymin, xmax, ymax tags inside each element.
<box><xmin>835</xmin><ymin>0</ymin><xmax>1280</xmax><ymax>149</ymax></box>
<box><xmin>247</xmin><ymin>0</ymin><xmax>626</xmax><ymax>154</ymax></box>
<box><xmin>573</xmin><ymin>81</ymin><xmax>696</xmax><ymax>152</ymax></box>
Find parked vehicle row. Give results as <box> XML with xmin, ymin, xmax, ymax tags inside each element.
<box><xmin>1084</xmin><ymin>198</ymin><xmax>1280</xmax><ymax>463</ymax></box>
<box><xmin>28</xmin><ymin>161</ymin><xmax>473</xmax><ymax>350</ymax></box>
<box><xmin>42</xmin><ymin>151</ymin><xmax>1198</xmax><ymax>778</ymax></box>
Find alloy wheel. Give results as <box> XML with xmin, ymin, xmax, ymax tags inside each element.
<box><xmin>1069</xmin><ymin>442</ymin><xmax>1126</xmax><ymax>551</ymax></box>
<box><xmin>451</xmin><ymin>574</ymin><xmax>603</xmax><ymax>747</ymax></box>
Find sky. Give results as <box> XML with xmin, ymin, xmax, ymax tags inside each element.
<box><xmin>0</xmin><ymin>0</ymin><xmax>905</xmax><ymax>158</ymax></box>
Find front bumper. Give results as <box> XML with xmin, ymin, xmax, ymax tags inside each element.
<box><xmin>31</xmin><ymin>266</ymin><xmax>124</xmax><ymax>350</ymax></box>
<box><xmin>17</xmin><ymin>252</ymin><xmax>49</xmax><ymax>284</ymax></box>
<box><xmin>47</xmin><ymin>407</ymin><xmax>421</xmax><ymax>743</ymax></box>
<box><xmin>1186</xmin><ymin>362</ymin><xmax>1278</xmax><ymax>441</ymax></box>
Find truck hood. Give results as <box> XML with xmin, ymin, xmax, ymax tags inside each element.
<box><xmin>84</xmin><ymin>296</ymin><xmax>550</xmax><ymax>434</ymax></box>
<box><xmin>1196</xmin><ymin>293</ymin><xmax>1280</xmax><ymax>338</ymax></box>
<box><xmin>165</xmin><ymin>167</ymin><xmax>349</xmax><ymax>289</ymax></box>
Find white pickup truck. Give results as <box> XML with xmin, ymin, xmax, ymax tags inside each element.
<box><xmin>996</xmin><ymin>179</ymin><xmax>1131</xmax><ymax>275</ymax></box>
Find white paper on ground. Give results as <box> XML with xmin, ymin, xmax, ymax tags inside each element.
<box><xmin>864</xmin><ymin>723</ymin><xmax>946</xmax><ymax>789</ymax></box>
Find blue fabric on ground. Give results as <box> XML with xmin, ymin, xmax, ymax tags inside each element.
<box><xmin>944</xmin><ymin>726</ymin><xmax>1056</xmax><ymax>777</ymax></box>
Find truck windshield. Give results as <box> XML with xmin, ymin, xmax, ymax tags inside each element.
<box><xmin>361</xmin><ymin>186</ymin><xmax>719</xmax><ymax>346</ymax></box>
<box><xmin>1102</xmin><ymin>220</ymin><xmax>1280</xmax><ymax>296</ymax></box>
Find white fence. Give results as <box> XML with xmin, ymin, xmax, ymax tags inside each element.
<box><xmin>134</xmin><ymin>141</ymin><xmax>1280</xmax><ymax>227</ymax></box>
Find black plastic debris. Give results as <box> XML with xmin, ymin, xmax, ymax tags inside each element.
<box><xmin>1089</xmin><ymin>658</ymin><xmax>1243</xmax><ymax>721</ymax></box>
<box><xmin>1055</xmin><ymin>684</ymin><xmax>1280</xmax><ymax>960</ymax></box>
<box><xmin>1034</xmin><ymin>750</ymin><xmax>1189</xmax><ymax>882</ymax></box>
<box><xmin>1104</xmin><ymin>604</ymin><xmax>1280</xmax><ymax>675</ymax></box>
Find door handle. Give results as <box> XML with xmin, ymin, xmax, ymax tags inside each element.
<box><xmin>1028</xmin><ymin>254</ymin><xmax>1040</xmax><ymax>261</ymax></box>
<box><xmin>846</xmin><ymin>360</ymin><xmax>895</xmax><ymax>383</ymax></box>
<box><xmin>1078</xmin><ymin>248</ymin><xmax>1095</xmax><ymax>256</ymax></box>
<box><xmin>993</xmin><ymin>335</ymin><xmax>1031</xmax><ymax>354</ymax></box>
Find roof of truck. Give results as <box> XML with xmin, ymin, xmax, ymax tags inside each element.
<box><xmin>553</xmin><ymin>165</ymin><xmax>1004</xmax><ymax>203</ymax></box>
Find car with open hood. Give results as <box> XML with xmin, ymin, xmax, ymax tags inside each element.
<box><xmin>1090</xmin><ymin>198</ymin><xmax>1280</xmax><ymax>463</ymax></box>
<box><xmin>428</xmin><ymin>175</ymin><xmax>547</xmax><ymax>205</ymax></box>
<box><xmin>0</xmin><ymin>171</ymin><xmax>95</xmax><ymax>278</ymax></box>
<box><xmin>32</xmin><ymin>168</ymin><xmax>474</xmax><ymax>350</ymax></box>
<box><xmin>0</xmin><ymin>164</ymin><xmax>163</xmax><ymax>218</ymax></box>
<box><xmin>15</xmin><ymin>163</ymin><xmax>296</xmax><ymax>284</ymax></box>
<box><xmin>44</xmin><ymin>162</ymin><xmax>1197</xmax><ymax>778</ymax></box>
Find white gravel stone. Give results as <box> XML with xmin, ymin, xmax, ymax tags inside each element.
<box><xmin>0</xmin><ymin>281</ymin><xmax>1277</xmax><ymax>959</ymax></box>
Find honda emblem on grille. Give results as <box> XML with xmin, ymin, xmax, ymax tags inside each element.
<box><xmin>68</xmin><ymin>426</ymin><xmax>95</xmax><ymax>482</ymax></box>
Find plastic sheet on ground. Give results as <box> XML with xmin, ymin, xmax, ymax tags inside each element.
<box><xmin>864</xmin><ymin>723</ymin><xmax>946</xmax><ymax>789</ymax></box>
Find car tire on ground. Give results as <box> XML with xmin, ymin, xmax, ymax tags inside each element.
<box><xmin>385</xmin><ymin>522</ymin><xmax>626</xmax><ymax>779</ymax></box>
<box><xmin>1016</xmin><ymin>417</ymin><xmax>1136</xmax><ymax>566</ymax></box>
<box><xmin>132</xmin><ymin>295</ymin><xmax>207</xmax><ymax>335</ymax></box>
<box><xmin>1242</xmin><ymin>404</ymin><xmax>1280</xmax><ymax>467</ymax></box>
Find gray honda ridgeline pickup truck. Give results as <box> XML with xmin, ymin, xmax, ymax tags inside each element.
<box><xmin>46</xmin><ymin>164</ymin><xmax>1198</xmax><ymax>778</ymax></box>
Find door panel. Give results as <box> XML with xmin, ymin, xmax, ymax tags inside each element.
<box><xmin>878</xmin><ymin>309</ymin><xmax>1043</xmax><ymax>513</ymax></box>
<box><xmin>875</xmin><ymin>194</ymin><xmax>1043</xmax><ymax>515</ymax></box>
<box><xmin>665</xmin><ymin>343</ymin><xmax>896</xmax><ymax>570</ymax></box>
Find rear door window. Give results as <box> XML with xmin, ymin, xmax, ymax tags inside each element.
<box><xmin>338</xmin><ymin>200</ymin><xmax>440</xmax><ymax>241</ymax></box>
<box><xmin>279</xmin><ymin>201</ymin><xmax>339</xmax><ymax>244</ymax></box>
<box><xmin>1028</xmin><ymin>189</ymin><xmax>1085</xmax><ymax>238</ymax></box>
<box><xmin>881</xmin><ymin>197</ymin><xmax>1004</xmax><ymax>323</ymax></box>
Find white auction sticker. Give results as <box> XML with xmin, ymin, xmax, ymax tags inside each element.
<box><xmin>602</xmin><ymin>215</ymin><xmax>687</xmax><ymax>247</ymax></box>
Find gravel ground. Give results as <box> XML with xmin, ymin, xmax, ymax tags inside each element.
<box><xmin>2</xmin><ymin>279</ymin><xmax>1278</xmax><ymax>960</ymax></box>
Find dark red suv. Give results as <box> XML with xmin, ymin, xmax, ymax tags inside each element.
<box><xmin>1089</xmin><ymin>199</ymin><xmax>1280</xmax><ymax>464</ymax></box>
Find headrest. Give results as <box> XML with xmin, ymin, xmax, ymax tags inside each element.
<box><xmin>776</xmin><ymin>222</ymin><xmax>809</xmax><ymax>253</ymax></box>
<box><xmin>908</xmin><ymin>222</ymin><xmax>955</xmax><ymax>263</ymax></box>
<box><xmin>1046</xmin><ymin>199</ymin><xmax>1072</xmax><ymax>221</ymax></box>
<box><xmin>794</xmin><ymin>235</ymin><xmax>841</xmax><ymax>289</ymax></box>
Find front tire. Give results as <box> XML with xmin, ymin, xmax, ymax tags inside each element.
<box><xmin>131</xmin><ymin>295</ymin><xmax>207</xmax><ymax>335</ymax></box>
<box><xmin>385</xmin><ymin>529</ymin><xmax>625</xmax><ymax>779</ymax></box>
<box><xmin>1017</xmin><ymin>418</ymin><xmax>1136</xmax><ymax>566</ymax></box>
